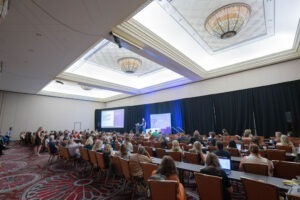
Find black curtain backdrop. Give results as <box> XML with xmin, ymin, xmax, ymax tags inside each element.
<box><xmin>252</xmin><ymin>81</ymin><xmax>300</xmax><ymax>137</ymax></box>
<box><xmin>95</xmin><ymin>80</ymin><xmax>300</xmax><ymax>137</ymax></box>
<box><xmin>212</xmin><ymin>89</ymin><xmax>254</xmax><ymax>136</ymax></box>
<box><xmin>182</xmin><ymin>95</ymin><xmax>215</xmax><ymax>135</ymax></box>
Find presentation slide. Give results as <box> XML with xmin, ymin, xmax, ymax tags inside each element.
<box><xmin>101</xmin><ymin>109</ymin><xmax>124</xmax><ymax>128</ymax></box>
<box><xmin>150</xmin><ymin>113</ymin><xmax>171</xmax><ymax>134</ymax></box>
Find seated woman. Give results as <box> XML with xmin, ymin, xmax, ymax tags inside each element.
<box><xmin>251</xmin><ymin>136</ymin><xmax>264</xmax><ymax>150</ymax></box>
<box><xmin>92</xmin><ymin>140</ymin><xmax>103</xmax><ymax>152</ymax></box>
<box><xmin>200</xmin><ymin>153</ymin><xmax>233</xmax><ymax>200</ymax></box>
<box><xmin>171</xmin><ymin>140</ymin><xmax>183</xmax><ymax>152</ymax></box>
<box><xmin>123</xmin><ymin>136</ymin><xmax>133</xmax><ymax>153</ymax></box>
<box><xmin>129</xmin><ymin>146</ymin><xmax>152</xmax><ymax>178</ymax></box>
<box><xmin>84</xmin><ymin>136</ymin><xmax>94</xmax><ymax>150</ymax></box>
<box><xmin>239</xmin><ymin>144</ymin><xmax>273</xmax><ymax>176</ymax></box>
<box><xmin>48</xmin><ymin>135</ymin><xmax>58</xmax><ymax>155</ymax></box>
<box><xmin>274</xmin><ymin>131</ymin><xmax>282</xmax><ymax>145</ymax></box>
<box><xmin>152</xmin><ymin>156</ymin><xmax>186</xmax><ymax>200</ymax></box>
<box><xmin>276</xmin><ymin>134</ymin><xmax>296</xmax><ymax>154</ymax></box>
<box><xmin>103</xmin><ymin>144</ymin><xmax>113</xmax><ymax>168</ymax></box>
<box><xmin>115</xmin><ymin>144</ymin><xmax>131</xmax><ymax>159</ymax></box>
<box><xmin>188</xmin><ymin>141</ymin><xmax>205</xmax><ymax>164</ymax></box>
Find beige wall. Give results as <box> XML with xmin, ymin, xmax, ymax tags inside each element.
<box><xmin>105</xmin><ymin>59</ymin><xmax>300</xmax><ymax>108</ymax></box>
<box><xmin>0</xmin><ymin>92</ymin><xmax>104</xmax><ymax>140</ymax></box>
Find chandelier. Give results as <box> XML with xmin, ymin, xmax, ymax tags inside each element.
<box><xmin>118</xmin><ymin>57</ymin><xmax>141</xmax><ymax>73</ymax></box>
<box><xmin>0</xmin><ymin>0</ymin><xmax>9</xmax><ymax>22</ymax></box>
<box><xmin>205</xmin><ymin>3</ymin><xmax>251</xmax><ymax>39</ymax></box>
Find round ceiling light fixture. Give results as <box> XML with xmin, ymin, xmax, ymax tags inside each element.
<box><xmin>118</xmin><ymin>57</ymin><xmax>141</xmax><ymax>74</ymax></box>
<box><xmin>205</xmin><ymin>3</ymin><xmax>251</xmax><ymax>39</ymax></box>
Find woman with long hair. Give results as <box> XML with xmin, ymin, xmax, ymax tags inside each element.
<box><xmin>200</xmin><ymin>153</ymin><xmax>233</xmax><ymax>200</ymax></box>
<box><xmin>153</xmin><ymin>156</ymin><xmax>186</xmax><ymax>200</ymax></box>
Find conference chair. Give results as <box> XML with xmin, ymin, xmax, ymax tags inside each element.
<box><xmin>276</xmin><ymin>145</ymin><xmax>293</xmax><ymax>153</ymax></box>
<box><xmin>241</xmin><ymin>177</ymin><xmax>279</xmax><ymax>200</ymax></box>
<box><xmin>242</xmin><ymin>163</ymin><xmax>269</xmax><ymax>176</ymax></box>
<box><xmin>133</xmin><ymin>145</ymin><xmax>139</xmax><ymax>153</ymax></box>
<box><xmin>155</xmin><ymin>148</ymin><xmax>166</xmax><ymax>158</ymax></box>
<box><xmin>88</xmin><ymin>150</ymin><xmax>98</xmax><ymax>174</ymax></box>
<box><xmin>166</xmin><ymin>142</ymin><xmax>173</xmax><ymax>149</ymax></box>
<box><xmin>143</xmin><ymin>141</ymin><xmax>151</xmax><ymax>147</ymax></box>
<box><xmin>287</xmin><ymin>193</ymin><xmax>300</xmax><ymax>200</ymax></box>
<box><xmin>259</xmin><ymin>150</ymin><xmax>268</xmax><ymax>158</ymax></box>
<box><xmin>267</xmin><ymin>149</ymin><xmax>286</xmax><ymax>161</ymax></box>
<box><xmin>153</xmin><ymin>142</ymin><xmax>162</xmax><ymax>148</ymax></box>
<box><xmin>208</xmin><ymin>146</ymin><xmax>217</xmax><ymax>152</ymax></box>
<box><xmin>148</xmin><ymin>180</ymin><xmax>178</xmax><ymax>200</ymax></box>
<box><xmin>141</xmin><ymin>162</ymin><xmax>158</xmax><ymax>182</ymax></box>
<box><xmin>95</xmin><ymin>152</ymin><xmax>108</xmax><ymax>179</ymax></box>
<box><xmin>119</xmin><ymin>158</ymin><xmax>132</xmax><ymax>191</ymax></box>
<box><xmin>145</xmin><ymin>146</ymin><xmax>154</xmax><ymax>157</ymax></box>
<box><xmin>273</xmin><ymin>160</ymin><xmax>300</xmax><ymax>179</ymax></box>
<box><xmin>184</xmin><ymin>152</ymin><xmax>199</xmax><ymax>164</ymax></box>
<box><xmin>168</xmin><ymin>151</ymin><xmax>182</xmax><ymax>162</ymax></box>
<box><xmin>59</xmin><ymin>146</ymin><xmax>77</xmax><ymax>168</ymax></box>
<box><xmin>110</xmin><ymin>156</ymin><xmax>123</xmax><ymax>181</ymax></box>
<box><xmin>194</xmin><ymin>172</ymin><xmax>223</xmax><ymax>200</ymax></box>
<box><xmin>225</xmin><ymin>147</ymin><xmax>240</xmax><ymax>157</ymax></box>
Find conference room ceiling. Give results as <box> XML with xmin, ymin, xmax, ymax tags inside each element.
<box><xmin>0</xmin><ymin>0</ymin><xmax>299</xmax><ymax>102</ymax></box>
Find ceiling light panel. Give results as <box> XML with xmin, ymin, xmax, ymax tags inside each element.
<box><xmin>132</xmin><ymin>0</ymin><xmax>299</xmax><ymax>71</ymax></box>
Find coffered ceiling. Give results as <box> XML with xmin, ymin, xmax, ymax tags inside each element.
<box><xmin>0</xmin><ymin>0</ymin><xmax>299</xmax><ymax>102</ymax></box>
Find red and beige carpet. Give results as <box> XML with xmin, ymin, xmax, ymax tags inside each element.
<box><xmin>0</xmin><ymin>143</ymin><xmax>244</xmax><ymax>200</ymax></box>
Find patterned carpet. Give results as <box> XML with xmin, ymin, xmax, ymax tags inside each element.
<box><xmin>0</xmin><ymin>143</ymin><xmax>201</xmax><ymax>200</ymax></box>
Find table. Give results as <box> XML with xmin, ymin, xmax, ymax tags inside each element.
<box><xmin>151</xmin><ymin>157</ymin><xmax>293</xmax><ymax>191</ymax></box>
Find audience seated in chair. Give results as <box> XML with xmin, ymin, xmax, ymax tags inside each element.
<box><xmin>214</xmin><ymin>141</ymin><xmax>231</xmax><ymax>159</ymax></box>
<box><xmin>276</xmin><ymin>134</ymin><xmax>296</xmax><ymax>154</ymax></box>
<box><xmin>152</xmin><ymin>156</ymin><xmax>186</xmax><ymax>200</ymax></box>
<box><xmin>188</xmin><ymin>141</ymin><xmax>205</xmax><ymax>164</ymax></box>
<box><xmin>171</xmin><ymin>140</ymin><xmax>183</xmax><ymax>152</ymax></box>
<box><xmin>239</xmin><ymin>144</ymin><xmax>273</xmax><ymax>176</ymax></box>
<box><xmin>129</xmin><ymin>146</ymin><xmax>152</xmax><ymax>178</ymax></box>
<box><xmin>200</xmin><ymin>152</ymin><xmax>233</xmax><ymax>200</ymax></box>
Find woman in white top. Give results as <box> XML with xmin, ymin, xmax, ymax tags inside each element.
<box><xmin>239</xmin><ymin>144</ymin><xmax>273</xmax><ymax>176</ymax></box>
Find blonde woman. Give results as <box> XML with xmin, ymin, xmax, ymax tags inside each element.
<box><xmin>189</xmin><ymin>141</ymin><xmax>205</xmax><ymax>164</ymax></box>
<box><xmin>92</xmin><ymin>140</ymin><xmax>103</xmax><ymax>152</ymax></box>
<box><xmin>276</xmin><ymin>135</ymin><xmax>296</xmax><ymax>154</ymax></box>
<box><xmin>171</xmin><ymin>140</ymin><xmax>182</xmax><ymax>152</ymax></box>
<box><xmin>84</xmin><ymin>136</ymin><xmax>94</xmax><ymax>150</ymax></box>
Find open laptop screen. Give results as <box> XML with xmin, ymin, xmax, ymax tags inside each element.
<box><xmin>236</xmin><ymin>143</ymin><xmax>241</xmax><ymax>151</ymax></box>
<box><xmin>219</xmin><ymin>158</ymin><xmax>231</xmax><ymax>170</ymax></box>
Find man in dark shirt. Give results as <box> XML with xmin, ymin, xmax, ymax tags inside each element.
<box><xmin>214</xmin><ymin>141</ymin><xmax>231</xmax><ymax>159</ymax></box>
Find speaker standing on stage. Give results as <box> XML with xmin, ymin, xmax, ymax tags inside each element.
<box><xmin>141</xmin><ymin>118</ymin><xmax>146</xmax><ymax>133</ymax></box>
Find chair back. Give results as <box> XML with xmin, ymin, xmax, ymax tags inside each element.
<box><xmin>145</xmin><ymin>146</ymin><xmax>154</xmax><ymax>157</ymax></box>
<box><xmin>276</xmin><ymin>145</ymin><xmax>292</xmax><ymax>153</ymax></box>
<box><xmin>184</xmin><ymin>152</ymin><xmax>199</xmax><ymax>164</ymax></box>
<box><xmin>273</xmin><ymin>160</ymin><xmax>300</xmax><ymax>179</ymax></box>
<box><xmin>267</xmin><ymin>149</ymin><xmax>286</xmax><ymax>161</ymax></box>
<box><xmin>242</xmin><ymin>163</ymin><xmax>269</xmax><ymax>176</ymax></box>
<box><xmin>111</xmin><ymin>156</ymin><xmax>123</xmax><ymax>176</ymax></box>
<box><xmin>148</xmin><ymin>180</ymin><xmax>178</xmax><ymax>200</ymax></box>
<box><xmin>166</xmin><ymin>142</ymin><xmax>172</xmax><ymax>149</ymax></box>
<box><xmin>95</xmin><ymin>152</ymin><xmax>105</xmax><ymax>170</ymax></box>
<box><xmin>287</xmin><ymin>194</ymin><xmax>300</xmax><ymax>200</ymax></box>
<box><xmin>79</xmin><ymin>147</ymin><xmax>90</xmax><ymax>161</ymax></box>
<box><xmin>208</xmin><ymin>146</ymin><xmax>217</xmax><ymax>152</ymax></box>
<box><xmin>168</xmin><ymin>151</ymin><xmax>182</xmax><ymax>162</ymax></box>
<box><xmin>259</xmin><ymin>150</ymin><xmax>267</xmax><ymax>158</ymax></box>
<box><xmin>226</xmin><ymin>148</ymin><xmax>240</xmax><ymax>157</ymax></box>
<box><xmin>88</xmin><ymin>150</ymin><xmax>97</xmax><ymax>167</ymax></box>
<box><xmin>241</xmin><ymin>177</ymin><xmax>279</xmax><ymax>200</ymax></box>
<box><xmin>119</xmin><ymin>158</ymin><xmax>131</xmax><ymax>181</ymax></box>
<box><xmin>143</xmin><ymin>141</ymin><xmax>151</xmax><ymax>147</ymax></box>
<box><xmin>133</xmin><ymin>145</ymin><xmax>139</xmax><ymax>153</ymax></box>
<box><xmin>153</xmin><ymin>142</ymin><xmax>161</xmax><ymax>148</ymax></box>
<box><xmin>155</xmin><ymin>148</ymin><xmax>166</xmax><ymax>158</ymax></box>
<box><xmin>194</xmin><ymin>172</ymin><xmax>223</xmax><ymax>200</ymax></box>
<box><xmin>60</xmin><ymin>146</ymin><xmax>72</xmax><ymax>161</ymax></box>
<box><xmin>140</xmin><ymin>162</ymin><xmax>158</xmax><ymax>182</ymax></box>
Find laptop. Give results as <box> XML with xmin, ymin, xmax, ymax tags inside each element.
<box><xmin>219</xmin><ymin>157</ymin><xmax>231</xmax><ymax>175</ymax></box>
<box><xmin>236</xmin><ymin>143</ymin><xmax>241</xmax><ymax>151</ymax></box>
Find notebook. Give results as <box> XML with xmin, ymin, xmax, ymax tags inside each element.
<box><xmin>219</xmin><ymin>157</ymin><xmax>231</xmax><ymax>175</ymax></box>
<box><xmin>236</xmin><ymin>143</ymin><xmax>241</xmax><ymax>151</ymax></box>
